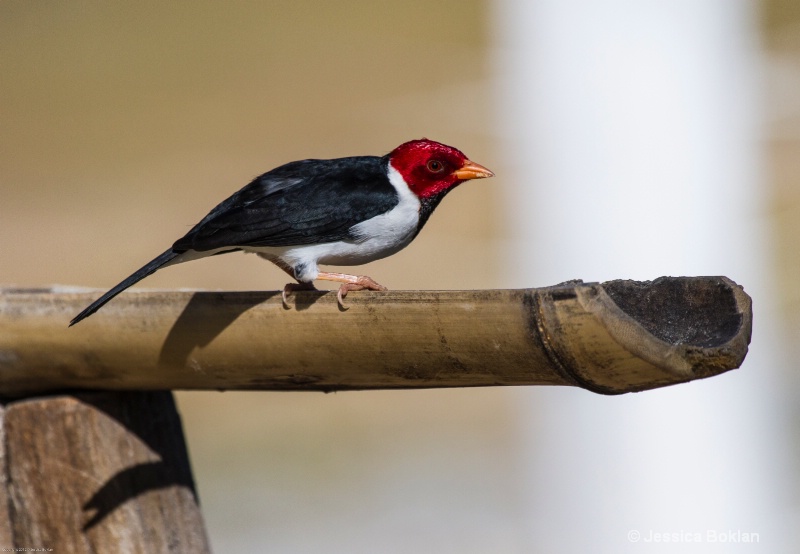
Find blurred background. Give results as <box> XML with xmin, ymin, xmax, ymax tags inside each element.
<box><xmin>2</xmin><ymin>0</ymin><xmax>798</xmax><ymax>551</ymax></box>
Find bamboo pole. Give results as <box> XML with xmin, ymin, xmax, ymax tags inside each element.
<box><xmin>0</xmin><ymin>276</ymin><xmax>751</xmax><ymax>395</ymax></box>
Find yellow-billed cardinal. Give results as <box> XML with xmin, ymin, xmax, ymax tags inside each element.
<box><xmin>70</xmin><ymin>139</ymin><xmax>493</xmax><ymax>325</ymax></box>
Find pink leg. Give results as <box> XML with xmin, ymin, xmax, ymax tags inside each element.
<box><xmin>316</xmin><ymin>272</ymin><xmax>388</xmax><ymax>309</ymax></box>
<box><xmin>256</xmin><ymin>254</ymin><xmax>386</xmax><ymax>309</ymax></box>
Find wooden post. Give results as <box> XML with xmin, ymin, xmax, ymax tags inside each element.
<box><xmin>0</xmin><ymin>392</ymin><xmax>211</xmax><ymax>553</ymax></box>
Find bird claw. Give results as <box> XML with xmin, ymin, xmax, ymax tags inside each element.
<box><xmin>335</xmin><ymin>277</ymin><xmax>388</xmax><ymax>310</ymax></box>
<box><xmin>282</xmin><ymin>282</ymin><xmax>316</xmax><ymax>309</ymax></box>
<box><xmin>336</xmin><ymin>285</ymin><xmax>354</xmax><ymax>310</ymax></box>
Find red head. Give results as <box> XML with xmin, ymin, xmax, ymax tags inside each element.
<box><xmin>387</xmin><ymin>139</ymin><xmax>494</xmax><ymax>199</ymax></box>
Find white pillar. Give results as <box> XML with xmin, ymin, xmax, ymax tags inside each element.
<box><xmin>493</xmin><ymin>0</ymin><xmax>790</xmax><ymax>551</ymax></box>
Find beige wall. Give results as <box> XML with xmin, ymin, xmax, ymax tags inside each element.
<box><xmin>764</xmin><ymin>0</ymin><xmax>800</xmax><ymax>330</ymax></box>
<box><xmin>1</xmin><ymin>1</ymin><xmax>499</xmax><ymax>292</ymax></box>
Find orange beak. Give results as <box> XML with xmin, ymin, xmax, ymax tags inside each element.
<box><xmin>453</xmin><ymin>160</ymin><xmax>495</xmax><ymax>180</ymax></box>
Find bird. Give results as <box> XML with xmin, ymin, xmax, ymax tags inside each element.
<box><xmin>69</xmin><ymin>138</ymin><xmax>493</xmax><ymax>326</ymax></box>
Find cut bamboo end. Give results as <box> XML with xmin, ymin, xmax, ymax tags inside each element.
<box><xmin>533</xmin><ymin>276</ymin><xmax>751</xmax><ymax>394</ymax></box>
<box><xmin>0</xmin><ymin>277</ymin><xmax>751</xmax><ymax>395</ymax></box>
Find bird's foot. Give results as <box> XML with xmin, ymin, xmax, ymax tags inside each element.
<box><xmin>282</xmin><ymin>282</ymin><xmax>317</xmax><ymax>309</ymax></box>
<box><xmin>312</xmin><ymin>272</ymin><xmax>387</xmax><ymax>309</ymax></box>
<box><xmin>334</xmin><ymin>275</ymin><xmax>388</xmax><ymax>310</ymax></box>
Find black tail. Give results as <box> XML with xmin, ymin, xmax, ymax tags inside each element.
<box><xmin>69</xmin><ymin>249</ymin><xmax>181</xmax><ymax>326</ymax></box>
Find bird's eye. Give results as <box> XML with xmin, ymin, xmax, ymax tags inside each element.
<box><xmin>426</xmin><ymin>160</ymin><xmax>445</xmax><ymax>173</ymax></box>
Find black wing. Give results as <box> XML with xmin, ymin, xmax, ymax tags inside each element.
<box><xmin>173</xmin><ymin>156</ymin><xmax>400</xmax><ymax>252</ymax></box>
